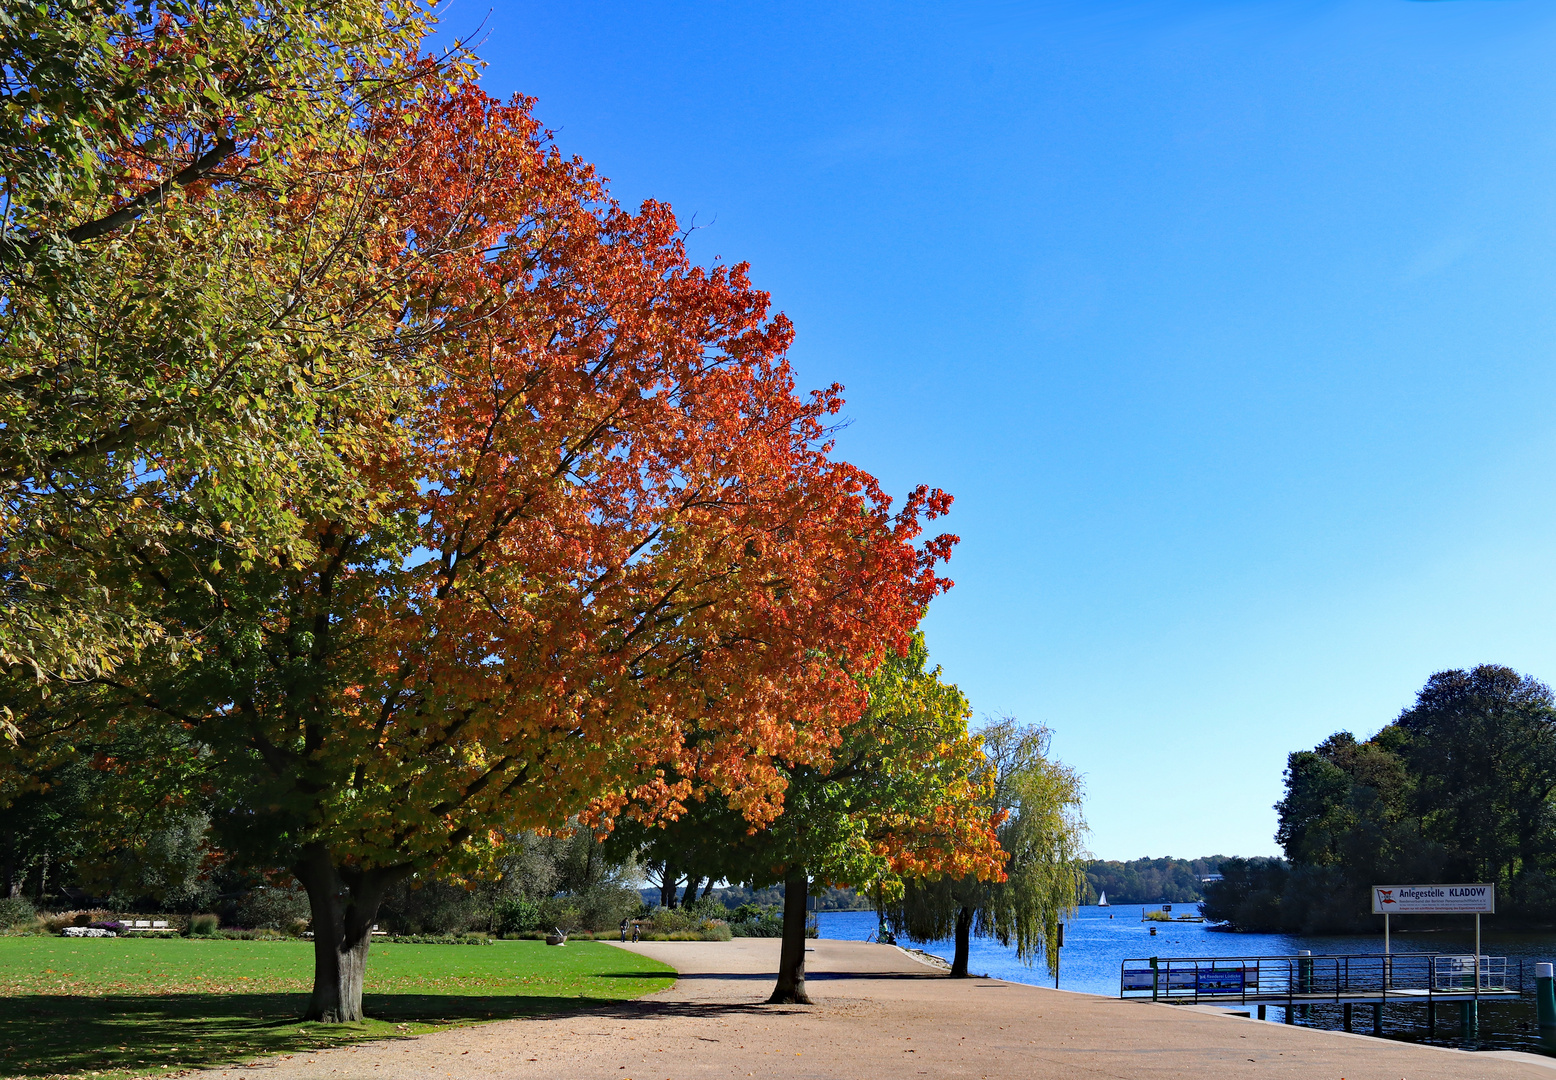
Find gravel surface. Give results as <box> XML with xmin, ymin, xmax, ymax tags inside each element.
<box><xmin>200</xmin><ymin>938</ymin><xmax>1556</xmax><ymax>1079</ymax></box>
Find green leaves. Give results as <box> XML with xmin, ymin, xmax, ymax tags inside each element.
<box><xmin>0</xmin><ymin>1</ymin><xmax>447</xmax><ymax>683</ymax></box>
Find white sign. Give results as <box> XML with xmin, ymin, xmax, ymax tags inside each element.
<box><xmin>1371</xmin><ymin>884</ymin><xmax>1495</xmax><ymax>914</ymax></box>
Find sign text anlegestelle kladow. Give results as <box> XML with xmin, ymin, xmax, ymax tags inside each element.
<box><xmin>1371</xmin><ymin>884</ymin><xmax>1495</xmax><ymax>914</ymax></box>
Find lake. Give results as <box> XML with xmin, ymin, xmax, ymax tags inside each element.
<box><xmin>816</xmin><ymin>904</ymin><xmax>1556</xmax><ymax>1055</ymax></box>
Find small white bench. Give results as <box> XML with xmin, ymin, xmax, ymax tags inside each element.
<box><xmin>121</xmin><ymin>920</ymin><xmax>169</xmax><ymax>932</ymax></box>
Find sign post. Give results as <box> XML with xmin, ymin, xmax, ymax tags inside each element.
<box><xmin>1372</xmin><ymin>884</ymin><xmax>1495</xmax><ymax>1032</ymax></box>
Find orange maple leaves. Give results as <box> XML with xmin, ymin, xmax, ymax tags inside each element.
<box><xmin>274</xmin><ymin>74</ymin><xmax>962</xmax><ymax>871</ymax></box>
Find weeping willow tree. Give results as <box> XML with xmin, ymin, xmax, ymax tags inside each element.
<box><xmin>879</xmin><ymin>717</ymin><xmax>1087</xmax><ymax>978</ymax></box>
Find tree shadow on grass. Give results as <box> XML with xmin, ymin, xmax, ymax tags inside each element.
<box><xmin>0</xmin><ymin>992</ymin><xmax>636</xmax><ymax>1078</ymax></box>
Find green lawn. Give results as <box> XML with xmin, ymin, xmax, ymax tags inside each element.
<box><xmin>0</xmin><ymin>936</ymin><xmax>674</xmax><ymax>1079</ymax></box>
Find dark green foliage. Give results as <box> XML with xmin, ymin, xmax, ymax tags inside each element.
<box><xmin>97</xmin><ymin>813</ymin><xmax>221</xmax><ymax>914</ymax></box>
<box><xmin>727</xmin><ymin>902</ymin><xmax>785</xmax><ymax>937</ymax></box>
<box><xmin>0</xmin><ymin>897</ymin><xmax>33</xmax><ymax>928</ymax></box>
<box><xmin>377</xmin><ymin>880</ymin><xmax>488</xmax><ymax>936</ymax></box>
<box><xmin>379</xmin><ymin>933</ymin><xmax>491</xmax><ymax>945</ymax></box>
<box><xmin>234</xmin><ymin>884</ymin><xmax>310</xmax><ymax>932</ymax></box>
<box><xmin>494</xmin><ymin>897</ymin><xmax>542</xmax><ymax>936</ymax></box>
<box><xmin>1199</xmin><ymin>858</ymin><xmax>1291</xmax><ymax>930</ymax></box>
<box><xmin>1083</xmin><ymin>856</ymin><xmax>1226</xmax><ymax>904</ymax></box>
<box><xmin>0</xmin><ymin>757</ymin><xmax>95</xmax><ymax>905</ymax></box>
<box><xmin>1239</xmin><ymin>664</ymin><xmax>1556</xmax><ymax>932</ymax></box>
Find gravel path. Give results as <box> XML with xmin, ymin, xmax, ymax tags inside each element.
<box><xmin>203</xmin><ymin>938</ymin><xmax>1556</xmax><ymax>1080</ymax></box>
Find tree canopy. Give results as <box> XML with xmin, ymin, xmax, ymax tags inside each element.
<box><xmin>2</xmin><ymin>49</ymin><xmax>961</xmax><ymax>1020</ymax></box>
<box><xmin>882</xmin><ymin>717</ymin><xmax>1086</xmax><ymax>978</ymax></box>
<box><xmin>610</xmin><ymin>632</ymin><xmax>1007</xmax><ymax>1003</ymax></box>
<box><xmin>1207</xmin><ymin>664</ymin><xmax>1556</xmax><ymax>932</ymax></box>
<box><xmin>0</xmin><ymin>0</ymin><xmax>463</xmax><ymax>690</ymax></box>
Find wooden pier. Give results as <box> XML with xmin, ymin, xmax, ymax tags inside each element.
<box><xmin>1120</xmin><ymin>952</ymin><xmax>1520</xmax><ymax>1032</ymax></box>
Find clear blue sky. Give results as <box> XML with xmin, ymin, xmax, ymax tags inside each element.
<box><xmin>433</xmin><ymin>1</ymin><xmax>1556</xmax><ymax>861</ymax></box>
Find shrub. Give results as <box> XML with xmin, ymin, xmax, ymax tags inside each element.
<box><xmin>494</xmin><ymin>896</ymin><xmax>542</xmax><ymax>936</ymax></box>
<box><xmin>0</xmin><ymin>897</ymin><xmax>35</xmax><ymax>929</ymax></box>
<box><xmin>40</xmin><ymin>911</ymin><xmax>89</xmax><ymax>933</ymax></box>
<box><xmin>639</xmin><ymin>907</ymin><xmax>732</xmax><ymax>941</ymax></box>
<box><xmin>637</xmin><ymin>924</ymin><xmax>731</xmax><ymax>942</ymax></box>
<box><xmin>728</xmin><ymin>903</ymin><xmax>784</xmax><ymax>938</ymax></box>
<box><xmin>573</xmin><ymin>884</ymin><xmax>643</xmax><ymax>933</ymax></box>
<box><xmin>378</xmin><ymin>879</ymin><xmax>487</xmax><ymax>935</ymax></box>
<box><xmin>381</xmin><ymin>932</ymin><xmax>491</xmax><ymax>945</ymax></box>
<box><xmin>236</xmin><ymin>884</ymin><xmax>310</xmax><ymax>931</ymax></box>
<box><xmin>188</xmin><ymin>913</ymin><xmax>220</xmax><ymax>937</ymax></box>
<box><xmin>643</xmin><ymin>906</ymin><xmax>699</xmax><ymax>934</ymax></box>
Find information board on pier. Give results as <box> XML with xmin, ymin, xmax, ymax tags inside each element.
<box><xmin>1371</xmin><ymin>883</ymin><xmax>1494</xmax><ymax>914</ymax></box>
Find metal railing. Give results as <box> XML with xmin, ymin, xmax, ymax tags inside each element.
<box><xmin>1119</xmin><ymin>953</ymin><xmax>1519</xmax><ymax>1005</ymax></box>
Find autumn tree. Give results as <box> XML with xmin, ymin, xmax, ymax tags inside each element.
<box><xmin>2</xmin><ymin>77</ymin><xmax>955</xmax><ymax>1022</ymax></box>
<box><xmin>882</xmin><ymin>717</ymin><xmax>1086</xmax><ymax>978</ymax></box>
<box><xmin>0</xmin><ymin>0</ymin><xmax>459</xmax><ymax>693</ymax></box>
<box><xmin>625</xmin><ymin>632</ymin><xmax>1004</xmax><ymax>1004</ymax></box>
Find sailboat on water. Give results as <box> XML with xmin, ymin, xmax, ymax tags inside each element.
<box><xmin>1097</xmin><ymin>891</ymin><xmax>1109</xmax><ymax>907</ymax></box>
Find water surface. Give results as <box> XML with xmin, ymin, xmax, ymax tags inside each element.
<box><xmin>816</xmin><ymin>904</ymin><xmax>1556</xmax><ymax>1055</ymax></box>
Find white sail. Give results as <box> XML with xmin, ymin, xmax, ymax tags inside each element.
<box><xmin>1097</xmin><ymin>890</ymin><xmax>1109</xmax><ymax>907</ymax></box>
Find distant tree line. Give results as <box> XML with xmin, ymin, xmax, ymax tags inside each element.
<box><xmin>1203</xmin><ymin>665</ymin><xmax>1556</xmax><ymax>932</ymax></box>
<box><xmin>640</xmin><ymin>883</ymin><xmax>873</xmax><ymax>912</ymax></box>
<box><xmin>1082</xmin><ymin>857</ymin><xmax>1226</xmax><ymax>905</ymax></box>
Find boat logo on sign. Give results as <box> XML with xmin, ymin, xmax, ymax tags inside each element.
<box><xmin>1378</xmin><ymin>890</ymin><xmax>1395</xmax><ymax>905</ymax></box>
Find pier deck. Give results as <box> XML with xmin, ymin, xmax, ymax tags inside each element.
<box><xmin>1121</xmin><ymin>951</ymin><xmax>1522</xmax><ymax>1010</ymax></box>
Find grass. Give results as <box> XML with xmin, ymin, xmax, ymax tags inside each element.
<box><xmin>0</xmin><ymin>935</ymin><xmax>674</xmax><ymax>1079</ymax></box>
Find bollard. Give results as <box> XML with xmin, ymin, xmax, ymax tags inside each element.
<box><xmin>1372</xmin><ymin>1002</ymin><xmax>1382</xmax><ymax>1036</ymax></box>
<box><xmin>1537</xmin><ymin>962</ymin><xmax>1556</xmax><ymax>1052</ymax></box>
<box><xmin>1297</xmin><ymin>950</ymin><xmax>1312</xmax><ymax>1021</ymax></box>
<box><xmin>1342</xmin><ymin>1002</ymin><xmax>1352</xmax><ymax>1032</ymax></box>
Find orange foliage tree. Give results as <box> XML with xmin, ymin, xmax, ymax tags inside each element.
<box><xmin>7</xmin><ymin>76</ymin><xmax>955</xmax><ymax>1022</ymax></box>
<box><xmin>608</xmin><ymin>631</ymin><xmax>1005</xmax><ymax>1004</ymax></box>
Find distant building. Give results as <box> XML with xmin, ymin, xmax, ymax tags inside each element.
<box><xmin>1200</xmin><ymin>873</ymin><xmax>1223</xmax><ymax>883</ymax></box>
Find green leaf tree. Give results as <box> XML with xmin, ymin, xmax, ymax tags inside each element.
<box><xmin>0</xmin><ymin>0</ymin><xmax>452</xmax><ymax>694</ymax></box>
<box><xmin>882</xmin><ymin>717</ymin><xmax>1087</xmax><ymax>979</ymax></box>
<box><xmin>619</xmin><ymin>632</ymin><xmax>1005</xmax><ymax>1004</ymax></box>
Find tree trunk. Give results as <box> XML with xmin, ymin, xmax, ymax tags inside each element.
<box><xmin>682</xmin><ymin>875</ymin><xmax>702</xmax><ymax>906</ymax></box>
<box><xmin>2</xmin><ymin>831</ymin><xmax>21</xmax><ymax>899</ymax></box>
<box><xmin>701</xmin><ymin>878</ymin><xmax>715</xmax><ymax>900</ymax></box>
<box><xmin>768</xmin><ymin>867</ymin><xmax>811</xmax><ymax>1005</ymax></box>
<box><xmin>950</xmin><ymin>905</ymin><xmax>973</xmax><ymax>978</ymax></box>
<box><xmin>293</xmin><ymin>844</ymin><xmax>406</xmax><ymax>1023</ymax></box>
<box><xmin>660</xmin><ymin>864</ymin><xmax>680</xmax><ymax>909</ymax></box>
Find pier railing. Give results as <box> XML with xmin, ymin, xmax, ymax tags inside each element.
<box><xmin>1119</xmin><ymin>953</ymin><xmax>1518</xmax><ymax>1006</ymax></box>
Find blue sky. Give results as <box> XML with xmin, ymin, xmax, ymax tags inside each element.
<box><xmin>433</xmin><ymin>1</ymin><xmax>1556</xmax><ymax>860</ymax></box>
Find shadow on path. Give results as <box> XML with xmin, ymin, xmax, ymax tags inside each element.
<box><xmin>0</xmin><ymin>992</ymin><xmax>643</xmax><ymax>1078</ymax></box>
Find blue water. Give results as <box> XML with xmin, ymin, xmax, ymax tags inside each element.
<box><xmin>816</xmin><ymin>905</ymin><xmax>1556</xmax><ymax>1054</ymax></box>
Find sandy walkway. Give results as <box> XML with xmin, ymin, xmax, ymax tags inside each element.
<box><xmin>207</xmin><ymin>938</ymin><xmax>1556</xmax><ymax>1080</ymax></box>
